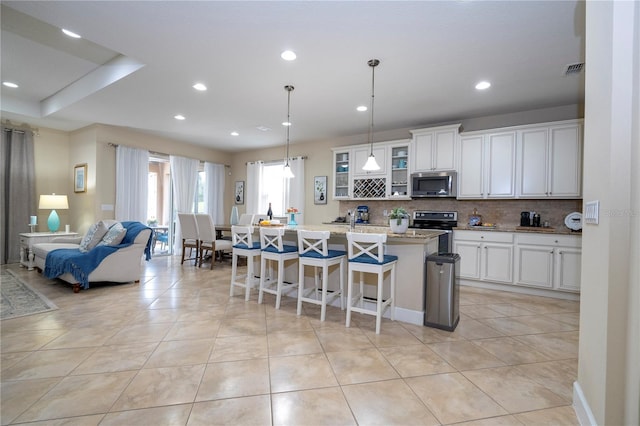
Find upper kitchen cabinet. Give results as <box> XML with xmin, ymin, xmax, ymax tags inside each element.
<box><xmin>516</xmin><ymin>120</ymin><xmax>583</xmax><ymax>198</ymax></box>
<box><xmin>332</xmin><ymin>149</ymin><xmax>351</xmax><ymax>199</ymax></box>
<box><xmin>410</xmin><ymin>124</ymin><xmax>460</xmax><ymax>172</ymax></box>
<box><xmin>457</xmin><ymin>130</ymin><xmax>516</xmax><ymax>199</ymax></box>
<box><xmin>352</xmin><ymin>145</ymin><xmax>387</xmax><ymax>176</ymax></box>
<box><xmin>389</xmin><ymin>141</ymin><xmax>411</xmax><ymax>198</ymax></box>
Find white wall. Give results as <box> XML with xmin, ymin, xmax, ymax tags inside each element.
<box><xmin>576</xmin><ymin>1</ymin><xmax>639</xmax><ymax>425</ymax></box>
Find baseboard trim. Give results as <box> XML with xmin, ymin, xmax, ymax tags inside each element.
<box><xmin>573</xmin><ymin>381</ymin><xmax>597</xmax><ymax>425</ymax></box>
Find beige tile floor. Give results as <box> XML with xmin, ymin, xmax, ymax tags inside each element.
<box><xmin>1</xmin><ymin>257</ymin><xmax>580</xmax><ymax>425</ymax></box>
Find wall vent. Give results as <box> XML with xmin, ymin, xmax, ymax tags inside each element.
<box><xmin>564</xmin><ymin>62</ymin><xmax>585</xmax><ymax>76</ymax></box>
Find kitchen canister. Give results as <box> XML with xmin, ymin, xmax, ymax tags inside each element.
<box><xmin>230</xmin><ymin>206</ymin><xmax>239</xmax><ymax>225</ymax></box>
<box><xmin>469</xmin><ymin>208</ymin><xmax>482</xmax><ymax>226</ymax></box>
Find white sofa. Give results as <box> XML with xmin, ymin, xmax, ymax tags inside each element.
<box><xmin>32</xmin><ymin>220</ymin><xmax>152</xmax><ymax>293</ymax></box>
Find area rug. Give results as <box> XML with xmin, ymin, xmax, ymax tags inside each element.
<box><xmin>1</xmin><ymin>269</ymin><xmax>58</xmax><ymax>320</ymax></box>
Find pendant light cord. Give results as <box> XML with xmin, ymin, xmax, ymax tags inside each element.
<box><xmin>285</xmin><ymin>85</ymin><xmax>294</xmax><ymax>166</ymax></box>
<box><xmin>368</xmin><ymin>59</ymin><xmax>379</xmax><ymax>156</ymax></box>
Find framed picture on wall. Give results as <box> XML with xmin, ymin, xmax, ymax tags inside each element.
<box><xmin>74</xmin><ymin>164</ymin><xmax>87</xmax><ymax>193</ymax></box>
<box><xmin>235</xmin><ymin>181</ymin><xmax>244</xmax><ymax>205</ymax></box>
<box><xmin>314</xmin><ymin>176</ymin><xmax>327</xmax><ymax>205</ymax></box>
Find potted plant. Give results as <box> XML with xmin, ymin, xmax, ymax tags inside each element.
<box><xmin>389</xmin><ymin>207</ymin><xmax>410</xmax><ymax>234</ymax></box>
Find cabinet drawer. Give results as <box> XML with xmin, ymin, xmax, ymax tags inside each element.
<box><xmin>516</xmin><ymin>234</ymin><xmax>581</xmax><ymax>248</ymax></box>
<box><xmin>454</xmin><ymin>230</ymin><xmax>513</xmax><ymax>243</ymax></box>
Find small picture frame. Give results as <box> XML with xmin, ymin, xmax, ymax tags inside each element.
<box><xmin>74</xmin><ymin>164</ymin><xmax>87</xmax><ymax>193</ymax></box>
<box><xmin>235</xmin><ymin>181</ymin><xmax>244</xmax><ymax>205</ymax></box>
<box><xmin>314</xmin><ymin>176</ymin><xmax>327</xmax><ymax>205</ymax></box>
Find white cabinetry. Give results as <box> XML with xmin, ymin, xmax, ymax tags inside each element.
<box><xmin>332</xmin><ymin>149</ymin><xmax>351</xmax><ymax>199</ymax></box>
<box><xmin>410</xmin><ymin>124</ymin><xmax>460</xmax><ymax>172</ymax></box>
<box><xmin>514</xmin><ymin>234</ymin><xmax>581</xmax><ymax>292</ymax></box>
<box><xmin>457</xmin><ymin>131</ymin><xmax>516</xmax><ymax>199</ymax></box>
<box><xmin>517</xmin><ymin>120</ymin><xmax>582</xmax><ymax>198</ymax></box>
<box><xmin>352</xmin><ymin>146</ymin><xmax>387</xmax><ymax>176</ymax></box>
<box><xmin>453</xmin><ymin>231</ymin><xmax>513</xmax><ymax>284</ymax></box>
<box><xmin>389</xmin><ymin>142</ymin><xmax>410</xmax><ymax>197</ymax></box>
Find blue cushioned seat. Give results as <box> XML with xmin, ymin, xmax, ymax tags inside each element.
<box><xmin>299</xmin><ymin>249</ymin><xmax>347</xmax><ymax>259</ymax></box>
<box><xmin>263</xmin><ymin>244</ymin><xmax>298</xmax><ymax>254</ymax></box>
<box><xmin>350</xmin><ymin>253</ymin><xmax>398</xmax><ymax>265</ymax></box>
<box><xmin>233</xmin><ymin>241</ymin><xmax>261</xmax><ymax>250</ymax></box>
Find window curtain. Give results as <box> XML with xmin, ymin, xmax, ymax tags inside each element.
<box><xmin>115</xmin><ymin>146</ymin><xmax>149</xmax><ymax>222</ymax></box>
<box><xmin>204</xmin><ymin>162</ymin><xmax>225</xmax><ymax>225</ymax></box>
<box><xmin>170</xmin><ymin>155</ymin><xmax>199</xmax><ymax>254</ymax></box>
<box><xmin>1</xmin><ymin>127</ymin><xmax>36</xmax><ymax>264</ymax></box>
<box><xmin>246</xmin><ymin>161</ymin><xmax>264</xmax><ymax>216</ymax></box>
<box><xmin>285</xmin><ymin>156</ymin><xmax>305</xmax><ymax>224</ymax></box>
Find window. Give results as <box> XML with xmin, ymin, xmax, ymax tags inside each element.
<box><xmin>261</xmin><ymin>162</ymin><xmax>286</xmax><ymax>215</ymax></box>
<box><xmin>194</xmin><ymin>170</ymin><xmax>205</xmax><ymax>213</ymax></box>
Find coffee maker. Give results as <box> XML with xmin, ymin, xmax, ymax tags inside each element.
<box><xmin>520</xmin><ymin>211</ymin><xmax>530</xmax><ymax>227</ymax></box>
<box><xmin>356</xmin><ymin>205</ymin><xmax>370</xmax><ymax>224</ymax></box>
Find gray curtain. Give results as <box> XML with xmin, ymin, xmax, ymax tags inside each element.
<box><xmin>1</xmin><ymin>127</ymin><xmax>36</xmax><ymax>264</ymax></box>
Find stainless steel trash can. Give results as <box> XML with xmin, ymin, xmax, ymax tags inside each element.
<box><xmin>424</xmin><ymin>253</ymin><xmax>460</xmax><ymax>331</ymax></box>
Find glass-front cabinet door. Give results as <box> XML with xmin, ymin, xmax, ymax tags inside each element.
<box><xmin>390</xmin><ymin>143</ymin><xmax>410</xmax><ymax>198</ymax></box>
<box><xmin>333</xmin><ymin>150</ymin><xmax>350</xmax><ymax>199</ymax></box>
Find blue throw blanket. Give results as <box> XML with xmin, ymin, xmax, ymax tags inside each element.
<box><xmin>44</xmin><ymin>221</ymin><xmax>153</xmax><ymax>289</ymax></box>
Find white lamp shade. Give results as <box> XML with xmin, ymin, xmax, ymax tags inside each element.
<box><xmin>283</xmin><ymin>163</ymin><xmax>295</xmax><ymax>178</ymax></box>
<box><xmin>362</xmin><ymin>154</ymin><xmax>381</xmax><ymax>171</ymax></box>
<box><xmin>39</xmin><ymin>194</ymin><xmax>69</xmax><ymax>210</ymax></box>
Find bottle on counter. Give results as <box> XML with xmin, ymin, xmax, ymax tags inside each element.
<box><xmin>267</xmin><ymin>202</ymin><xmax>273</xmax><ymax>220</ymax></box>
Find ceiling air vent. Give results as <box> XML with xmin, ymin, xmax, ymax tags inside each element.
<box><xmin>564</xmin><ymin>62</ymin><xmax>585</xmax><ymax>76</ymax></box>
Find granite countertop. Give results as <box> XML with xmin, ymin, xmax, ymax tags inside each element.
<box><xmin>454</xmin><ymin>225</ymin><xmax>582</xmax><ymax>236</ymax></box>
<box><xmin>288</xmin><ymin>224</ymin><xmax>443</xmax><ymax>241</ymax></box>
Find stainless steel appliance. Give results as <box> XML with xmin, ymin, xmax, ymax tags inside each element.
<box><xmin>410</xmin><ymin>171</ymin><xmax>457</xmax><ymax>198</ymax></box>
<box><xmin>424</xmin><ymin>253</ymin><xmax>460</xmax><ymax>331</ymax></box>
<box><xmin>410</xmin><ymin>210</ymin><xmax>458</xmax><ymax>254</ymax></box>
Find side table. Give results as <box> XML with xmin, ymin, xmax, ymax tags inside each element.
<box><xmin>19</xmin><ymin>231</ymin><xmax>79</xmax><ymax>270</ymax></box>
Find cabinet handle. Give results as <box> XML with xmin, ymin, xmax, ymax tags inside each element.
<box><xmin>555</xmin><ymin>240</ymin><xmax>558</xmax><ymax>243</ymax></box>
<box><xmin>559</xmin><ymin>251</ymin><xmax>563</xmax><ymax>255</ymax></box>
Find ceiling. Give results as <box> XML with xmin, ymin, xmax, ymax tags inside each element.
<box><xmin>1</xmin><ymin>1</ymin><xmax>585</xmax><ymax>153</ymax></box>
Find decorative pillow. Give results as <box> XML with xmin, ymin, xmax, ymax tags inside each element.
<box><xmin>78</xmin><ymin>221</ymin><xmax>109</xmax><ymax>253</ymax></box>
<box><xmin>97</xmin><ymin>223</ymin><xmax>127</xmax><ymax>247</ymax></box>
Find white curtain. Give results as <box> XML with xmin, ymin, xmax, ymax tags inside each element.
<box><xmin>246</xmin><ymin>161</ymin><xmax>264</xmax><ymax>216</ymax></box>
<box><xmin>204</xmin><ymin>162</ymin><xmax>225</xmax><ymax>225</ymax></box>
<box><xmin>115</xmin><ymin>146</ymin><xmax>149</xmax><ymax>222</ymax></box>
<box><xmin>285</xmin><ymin>156</ymin><xmax>305</xmax><ymax>224</ymax></box>
<box><xmin>170</xmin><ymin>155</ymin><xmax>199</xmax><ymax>254</ymax></box>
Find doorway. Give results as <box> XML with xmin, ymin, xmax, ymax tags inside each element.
<box><xmin>148</xmin><ymin>156</ymin><xmax>173</xmax><ymax>256</ymax></box>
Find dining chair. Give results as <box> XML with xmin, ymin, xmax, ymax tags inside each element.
<box><xmin>345</xmin><ymin>232</ymin><xmax>398</xmax><ymax>334</ymax></box>
<box><xmin>238</xmin><ymin>213</ymin><xmax>255</xmax><ymax>225</ymax></box>
<box><xmin>177</xmin><ymin>213</ymin><xmax>199</xmax><ymax>265</ymax></box>
<box><xmin>195</xmin><ymin>213</ymin><xmax>232</xmax><ymax>269</ymax></box>
<box><xmin>297</xmin><ymin>230</ymin><xmax>345</xmax><ymax>321</ymax></box>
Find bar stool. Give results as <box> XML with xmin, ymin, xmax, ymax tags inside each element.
<box><xmin>297</xmin><ymin>230</ymin><xmax>346</xmax><ymax>321</ymax></box>
<box><xmin>230</xmin><ymin>225</ymin><xmax>261</xmax><ymax>301</ymax></box>
<box><xmin>345</xmin><ymin>232</ymin><xmax>398</xmax><ymax>334</ymax></box>
<box><xmin>258</xmin><ymin>227</ymin><xmax>298</xmax><ymax>309</ymax></box>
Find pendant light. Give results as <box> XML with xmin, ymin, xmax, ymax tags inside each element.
<box><xmin>362</xmin><ymin>58</ymin><xmax>381</xmax><ymax>171</ymax></box>
<box><xmin>283</xmin><ymin>85</ymin><xmax>295</xmax><ymax>179</ymax></box>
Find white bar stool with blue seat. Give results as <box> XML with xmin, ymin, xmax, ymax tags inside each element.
<box><xmin>230</xmin><ymin>225</ymin><xmax>261</xmax><ymax>301</ymax></box>
<box><xmin>258</xmin><ymin>226</ymin><xmax>299</xmax><ymax>309</ymax></box>
<box><xmin>297</xmin><ymin>230</ymin><xmax>346</xmax><ymax>321</ymax></box>
<box><xmin>345</xmin><ymin>232</ymin><xmax>398</xmax><ymax>334</ymax></box>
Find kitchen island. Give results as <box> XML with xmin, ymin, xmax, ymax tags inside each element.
<box><xmin>245</xmin><ymin>224</ymin><xmax>443</xmax><ymax>326</ymax></box>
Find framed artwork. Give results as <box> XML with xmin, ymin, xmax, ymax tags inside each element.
<box><xmin>235</xmin><ymin>181</ymin><xmax>244</xmax><ymax>205</ymax></box>
<box><xmin>314</xmin><ymin>176</ymin><xmax>327</xmax><ymax>205</ymax></box>
<box><xmin>74</xmin><ymin>164</ymin><xmax>87</xmax><ymax>193</ymax></box>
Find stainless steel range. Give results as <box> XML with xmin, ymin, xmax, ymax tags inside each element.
<box><xmin>410</xmin><ymin>210</ymin><xmax>458</xmax><ymax>254</ymax></box>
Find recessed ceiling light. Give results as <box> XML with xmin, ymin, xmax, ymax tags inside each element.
<box><xmin>256</xmin><ymin>126</ymin><xmax>271</xmax><ymax>132</ymax></box>
<box><xmin>3</xmin><ymin>81</ymin><xmax>18</xmax><ymax>88</ymax></box>
<box><xmin>282</xmin><ymin>121</ymin><xmax>292</xmax><ymax>126</ymax></box>
<box><xmin>281</xmin><ymin>50</ymin><xmax>297</xmax><ymax>61</ymax></box>
<box><xmin>357</xmin><ymin>105</ymin><xmax>367</xmax><ymax>112</ymax></box>
<box><xmin>231</xmin><ymin>131</ymin><xmax>239</xmax><ymax>136</ymax></box>
<box><xmin>174</xmin><ymin>114</ymin><xmax>185</xmax><ymax>120</ymax></box>
<box><xmin>62</xmin><ymin>29</ymin><xmax>81</xmax><ymax>38</ymax></box>
<box><xmin>193</xmin><ymin>83</ymin><xmax>207</xmax><ymax>91</ymax></box>
<box><xmin>475</xmin><ymin>81</ymin><xmax>491</xmax><ymax>90</ymax></box>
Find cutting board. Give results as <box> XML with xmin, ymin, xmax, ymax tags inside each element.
<box><xmin>516</xmin><ymin>226</ymin><xmax>556</xmax><ymax>233</ymax></box>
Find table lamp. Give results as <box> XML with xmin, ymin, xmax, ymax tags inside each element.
<box><xmin>39</xmin><ymin>194</ymin><xmax>69</xmax><ymax>232</ymax></box>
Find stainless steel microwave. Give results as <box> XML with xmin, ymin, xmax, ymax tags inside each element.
<box><xmin>411</xmin><ymin>171</ymin><xmax>457</xmax><ymax>198</ymax></box>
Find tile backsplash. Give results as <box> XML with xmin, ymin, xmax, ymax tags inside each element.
<box><xmin>340</xmin><ymin>199</ymin><xmax>582</xmax><ymax>230</ymax></box>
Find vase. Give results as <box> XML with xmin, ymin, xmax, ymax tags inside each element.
<box><xmin>389</xmin><ymin>218</ymin><xmax>409</xmax><ymax>234</ymax></box>
<box><xmin>289</xmin><ymin>212</ymin><xmax>298</xmax><ymax>226</ymax></box>
<box><xmin>230</xmin><ymin>206</ymin><xmax>239</xmax><ymax>225</ymax></box>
